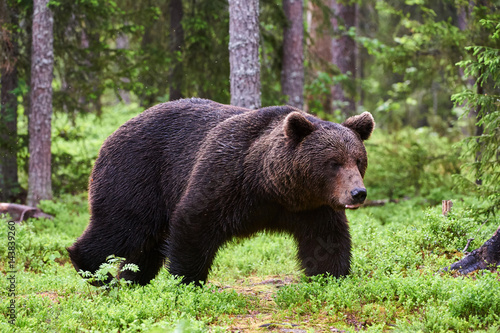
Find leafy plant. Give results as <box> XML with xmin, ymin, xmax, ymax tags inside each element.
<box><xmin>452</xmin><ymin>17</ymin><xmax>500</xmax><ymax>216</ymax></box>
<box><xmin>79</xmin><ymin>255</ymin><xmax>139</xmax><ymax>296</ymax></box>
<box><xmin>448</xmin><ymin>271</ymin><xmax>500</xmax><ymax>322</ymax></box>
<box><xmin>363</xmin><ymin>127</ymin><xmax>460</xmax><ymax>201</ymax></box>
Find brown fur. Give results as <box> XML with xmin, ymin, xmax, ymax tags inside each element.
<box><xmin>67</xmin><ymin>98</ymin><xmax>374</xmax><ymax>286</ymax></box>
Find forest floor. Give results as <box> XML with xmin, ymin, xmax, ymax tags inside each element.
<box><xmin>1</xmin><ymin>194</ymin><xmax>500</xmax><ymax>332</ymax></box>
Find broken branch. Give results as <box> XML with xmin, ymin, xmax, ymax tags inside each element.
<box><xmin>0</xmin><ymin>203</ymin><xmax>54</xmax><ymax>223</ymax></box>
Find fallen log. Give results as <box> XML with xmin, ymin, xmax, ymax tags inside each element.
<box><xmin>445</xmin><ymin>225</ymin><xmax>500</xmax><ymax>274</ymax></box>
<box><xmin>0</xmin><ymin>203</ymin><xmax>54</xmax><ymax>223</ymax></box>
<box><xmin>361</xmin><ymin>197</ymin><xmax>410</xmax><ymax>207</ymax></box>
<box><xmin>361</xmin><ymin>199</ymin><xmax>389</xmax><ymax>207</ymax></box>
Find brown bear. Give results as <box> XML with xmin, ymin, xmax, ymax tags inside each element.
<box><xmin>67</xmin><ymin>98</ymin><xmax>374</xmax><ymax>286</ymax></box>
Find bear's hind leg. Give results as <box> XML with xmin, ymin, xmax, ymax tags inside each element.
<box><xmin>68</xmin><ymin>223</ymin><xmax>165</xmax><ymax>285</ymax></box>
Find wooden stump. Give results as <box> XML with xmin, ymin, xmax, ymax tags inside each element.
<box><xmin>442</xmin><ymin>200</ymin><xmax>453</xmax><ymax>216</ymax></box>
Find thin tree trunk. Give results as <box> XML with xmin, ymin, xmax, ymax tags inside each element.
<box><xmin>0</xmin><ymin>0</ymin><xmax>21</xmax><ymax>202</ymax></box>
<box><xmin>457</xmin><ymin>1</ymin><xmax>476</xmax><ymax>131</ymax></box>
<box><xmin>116</xmin><ymin>33</ymin><xmax>131</xmax><ymax>104</ymax></box>
<box><xmin>169</xmin><ymin>0</ymin><xmax>184</xmax><ymax>101</ymax></box>
<box><xmin>282</xmin><ymin>0</ymin><xmax>304</xmax><ymax>109</ymax></box>
<box><xmin>457</xmin><ymin>2</ymin><xmax>473</xmax><ymax>43</ymax></box>
<box><xmin>330</xmin><ymin>0</ymin><xmax>356</xmax><ymax>116</ymax></box>
<box><xmin>139</xmin><ymin>23</ymin><xmax>155</xmax><ymax>107</ymax></box>
<box><xmin>355</xmin><ymin>2</ymin><xmax>364</xmax><ymax>108</ymax></box>
<box><xmin>228</xmin><ymin>0</ymin><xmax>261</xmax><ymax>109</ymax></box>
<box><xmin>446</xmin><ymin>225</ymin><xmax>500</xmax><ymax>274</ymax></box>
<box><xmin>457</xmin><ymin>1</ymin><xmax>485</xmax><ymax>185</ymax></box>
<box><xmin>27</xmin><ymin>0</ymin><xmax>54</xmax><ymax>207</ymax></box>
<box><xmin>306</xmin><ymin>0</ymin><xmax>333</xmax><ymax>114</ymax></box>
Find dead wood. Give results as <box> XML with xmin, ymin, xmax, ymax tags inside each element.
<box><xmin>442</xmin><ymin>200</ymin><xmax>453</xmax><ymax>216</ymax></box>
<box><xmin>361</xmin><ymin>197</ymin><xmax>410</xmax><ymax>207</ymax></box>
<box><xmin>445</xmin><ymin>225</ymin><xmax>500</xmax><ymax>274</ymax></box>
<box><xmin>0</xmin><ymin>202</ymin><xmax>54</xmax><ymax>223</ymax></box>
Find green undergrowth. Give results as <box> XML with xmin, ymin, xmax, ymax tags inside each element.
<box><xmin>1</xmin><ymin>195</ymin><xmax>499</xmax><ymax>332</ymax></box>
<box><xmin>18</xmin><ymin>103</ymin><xmax>142</xmax><ymax>195</ymax></box>
<box><xmin>363</xmin><ymin>127</ymin><xmax>462</xmax><ymax>203</ymax></box>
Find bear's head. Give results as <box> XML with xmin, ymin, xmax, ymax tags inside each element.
<box><xmin>278</xmin><ymin>111</ymin><xmax>375</xmax><ymax>211</ymax></box>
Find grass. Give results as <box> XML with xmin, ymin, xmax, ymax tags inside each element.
<box><xmin>1</xmin><ymin>195</ymin><xmax>499</xmax><ymax>332</ymax></box>
<box><xmin>2</xmin><ymin>103</ymin><xmax>499</xmax><ymax>331</ymax></box>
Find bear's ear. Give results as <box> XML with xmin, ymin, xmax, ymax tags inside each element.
<box><xmin>342</xmin><ymin>111</ymin><xmax>375</xmax><ymax>141</ymax></box>
<box><xmin>284</xmin><ymin>112</ymin><xmax>316</xmax><ymax>143</ymax></box>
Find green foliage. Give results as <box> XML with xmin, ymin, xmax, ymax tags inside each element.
<box><xmin>0</xmin><ymin>194</ymin><xmax>88</xmax><ymax>273</ymax></box>
<box><xmin>260</xmin><ymin>0</ymin><xmax>287</xmax><ymax>107</ymax></box>
<box><xmin>452</xmin><ymin>16</ymin><xmax>500</xmax><ymax>216</ymax></box>
<box><xmin>449</xmin><ymin>270</ymin><xmax>500</xmax><ymax>321</ymax></box>
<box><xmin>4</xmin><ymin>2</ymin><xmax>500</xmax><ymax>331</ymax></box>
<box><xmin>49</xmin><ymin>0</ymin><xmax>154</xmax><ymax>114</ymax></box>
<box><xmin>357</xmin><ymin>0</ymin><xmax>497</xmax><ymax>133</ymax></box>
<box><xmin>416</xmin><ymin>206</ymin><xmax>487</xmax><ymax>253</ymax></box>
<box><xmin>0</xmin><ymin>208</ymin><xmax>248</xmax><ymax>332</ymax></box>
<box><xmin>273</xmin><ymin>200</ymin><xmax>499</xmax><ymax>331</ymax></box>
<box><xmin>364</xmin><ymin>127</ymin><xmax>460</xmax><ymax>201</ymax></box>
<box><xmin>211</xmin><ymin>232</ymin><xmax>300</xmax><ymax>283</ymax></box>
<box><xmin>170</xmin><ymin>0</ymin><xmax>231</xmax><ymax>104</ymax></box>
<box><xmin>48</xmin><ymin>102</ymin><xmax>141</xmax><ymax>195</ymax></box>
<box><xmin>274</xmin><ymin>261</ymin><xmax>500</xmax><ymax>330</ymax></box>
<box><xmin>359</xmin><ymin>3</ymin><xmax>438</xmax><ymax>127</ymax></box>
<box><xmin>78</xmin><ymin>255</ymin><xmax>139</xmax><ymax>293</ymax></box>
<box><xmin>1</xmin><ymin>190</ymin><xmax>499</xmax><ymax>331</ymax></box>
<box><xmin>305</xmin><ymin>71</ymin><xmax>347</xmax><ymax>122</ymax></box>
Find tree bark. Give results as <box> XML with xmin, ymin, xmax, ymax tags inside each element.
<box><xmin>457</xmin><ymin>1</ymin><xmax>477</xmax><ymax>132</ymax></box>
<box><xmin>330</xmin><ymin>0</ymin><xmax>356</xmax><ymax>116</ymax></box>
<box><xmin>457</xmin><ymin>1</ymin><xmax>472</xmax><ymax>34</ymax></box>
<box><xmin>169</xmin><ymin>0</ymin><xmax>184</xmax><ymax>101</ymax></box>
<box><xmin>0</xmin><ymin>0</ymin><xmax>21</xmax><ymax>202</ymax></box>
<box><xmin>27</xmin><ymin>0</ymin><xmax>54</xmax><ymax>207</ymax></box>
<box><xmin>116</xmin><ymin>33</ymin><xmax>131</xmax><ymax>104</ymax></box>
<box><xmin>306</xmin><ymin>0</ymin><xmax>333</xmax><ymax>113</ymax></box>
<box><xmin>282</xmin><ymin>0</ymin><xmax>304</xmax><ymax>109</ymax></box>
<box><xmin>446</xmin><ymin>225</ymin><xmax>500</xmax><ymax>274</ymax></box>
<box><xmin>228</xmin><ymin>0</ymin><xmax>261</xmax><ymax>109</ymax></box>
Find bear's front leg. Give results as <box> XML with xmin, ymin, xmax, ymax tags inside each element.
<box><xmin>166</xmin><ymin>208</ymin><xmax>228</xmax><ymax>285</ymax></box>
<box><xmin>293</xmin><ymin>208</ymin><xmax>352</xmax><ymax>278</ymax></box>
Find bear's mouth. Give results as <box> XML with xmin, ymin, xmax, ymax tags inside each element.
<box><xmin>345</xmin><ymin>204</ymin><xmax>362</xmax><ymax>210</ymax></box>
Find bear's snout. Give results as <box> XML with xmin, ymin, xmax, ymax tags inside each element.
<box><xmin>350</xmin><ymin>187</ymin><xmax>367</xmax><ymax>204</ymax></box>
<box><xmin>344</xmin><ymin>186</ymin><xmax>367</xmax><ymax>209</ymax></box>
<box><xmin>332</xmin><ymin>167</ymin><xmax>367</xmax><ymax>210</ymax></box>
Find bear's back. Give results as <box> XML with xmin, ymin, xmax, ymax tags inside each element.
<box><xmin>88</xmin><ymin>98</ymin><xmax>247</xmax><ymax>224</ymax></box>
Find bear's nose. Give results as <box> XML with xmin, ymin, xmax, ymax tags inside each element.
<box><xmin>350</xmin><ymin>187</ymin><xmax>367</xmax><ymax>204</ymax></box>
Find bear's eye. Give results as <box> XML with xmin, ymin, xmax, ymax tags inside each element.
<box><xmin>356</xmin><ymin>159</ymin><xmax>363</xmax><ymax>169</ymax></box>
<box><xmin>329</xmin><ymin>161</ymin><xmax>341</xmax><ymax>170</ymax></box>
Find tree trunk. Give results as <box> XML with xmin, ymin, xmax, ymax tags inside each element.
<box><xmin>0</xmin><ymin>0</ymin><xmax>21</xmax><ymax>202</ymax></box>
<box><xmin>282</xmin><ymin>0</ymin><xmax>304</xmax><ymax>109</ymax></box>
<box><xmin>354</xmin><ymin>2</ymin><xmax>364</xmax><ymax>108</ymax></box>
<box><xmin>27</xmin><ymin>0</ymin><xmax>54</xmax><ymax>207</ymax></box>
<box><xmin>306</xmin><ymin>0</ymin><xmax>333</xmax><ymax>114</ymax></box>
<box><xmin>457</xmin><ymin>1</ymin><xmax>472</xmax><ymax>36</ymax></box>
<box><xmin>446</xmin><ymin>225</ymin><xmax>500</xmax><ymax>274</ymax></box>
<box><xmin>456</xmin><ymin>0</ymin><xmax>487</xmax><ymax>185</ymax></box>
<box><xmin>457</xmin><ymin>1</ymin><xmax>477</xmax><ymax>134</ymax></box>
<box><xmin>116</xmin><ymin>33</ymin><xmax>131</xmax><ymax>104</ymax></box>
<box><xmin>330</xmin><ymin>0</ymin><xmax>356</xmax><ymax>116</ymax></box>
<box><xmin>228</xmin><ymin>0</ymin><xmax>261</xmax><ymax>109</ymax></box>
<box><xmin>169</xmin><ymin>0</ymin><xmax>184</xmax><ymax>101</ymax></box>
